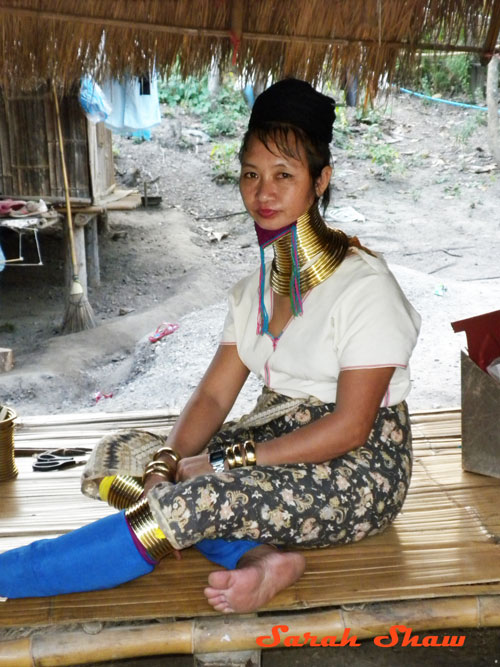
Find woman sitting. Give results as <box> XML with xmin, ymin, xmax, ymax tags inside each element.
<box><xmin>0</xmin><ymin>79</ymin><xmax>420</xmax><ymax>613</ymax></box>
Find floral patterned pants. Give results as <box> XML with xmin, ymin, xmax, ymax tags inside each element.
<box><xmin>147</xmin><ymin>390</ymin><xmax>413</xmax><ymax>551</ymax></box>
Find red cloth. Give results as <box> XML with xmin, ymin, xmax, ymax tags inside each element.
<box><xmin>451</xmin><ymin>309</ymin><xmax>500</xmax><ymax>371</ymax></box>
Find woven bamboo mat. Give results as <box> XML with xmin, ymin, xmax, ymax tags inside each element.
<box><xmin>1</xmin><ymin>408</ymin><xmax>500</xmax><ymax>628</ymax></box>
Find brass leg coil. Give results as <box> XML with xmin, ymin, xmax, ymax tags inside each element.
<box><xmin>99</xmin><ymin>475</ymin><xmax>144</xmax><ymax>509</ymax></box>
<box><xmin>125</xmin><ymin>498</ymin><xmax>173</xmax><ymax>561</ymax></box>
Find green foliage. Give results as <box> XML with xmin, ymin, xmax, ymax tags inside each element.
<box><xmin>417</xmin><ymin>54</ymin><xmax>474</xmax><ymax>98</ymax></box>
<box><xmin>331</xmin><ymin>106</ymin><xmax>354</xmax><ymax>150</ymax></box>
<box><xmin>158</xmin><ymin>71</ymin><xmax>249</xmax><ymax>137</ymax></box>
<box><xmin>332</xmin><ymin>126</ymin><xmax>352</xmax><ymax>150</ymax></box>
<box><xmin>357</xmin><ymin>125</ymin><xmax>400</xmax><ymax>174</ymax></box>
<box><xmin>444</xmin><ymin>183</ymin><xmax>462</xmax><ymax>198</ymax></box>
<box><xmin>367</xmin><ymin>141</ymin><xmax>399</xmax><ymax>169</ymax></box>
<box><xmin>0</xmin><ymin>322</ymin><xmax>15</xmax><ymax>333</ymax></box>
<box><xmin>158</xmin><ymin>72</ymin><xmax>207</xmax><ymax>108</ymax></box>
<box><xmin>355</xmin><ymin>106</ymin><xmax>386</xmax><ymax>126</ymax></box>
<box><xmin>452</xmin><ymin>113</ymin><xmax>487</xmax><ymax>145</ymax></box>
<box><xmin>210</xmin><ymin>142</ymin><xmax>240</xmax><ymax>183</ymax></box>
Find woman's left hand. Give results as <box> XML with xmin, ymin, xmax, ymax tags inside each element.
<box><xmin>176</xmin><ymin>454</ymin><xmax>213</xmax><ymax>482</ymax></box>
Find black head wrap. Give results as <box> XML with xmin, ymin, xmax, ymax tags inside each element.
<box><xmin>248</xmin><ymin>78</ymin><xmax>336</xmax><ymax>144</ymax></box>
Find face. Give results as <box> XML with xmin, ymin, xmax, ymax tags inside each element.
<box><xmin>239</xmin><ymin>134</ymin><xmax>330</xmax><ymax>231</ymax></box>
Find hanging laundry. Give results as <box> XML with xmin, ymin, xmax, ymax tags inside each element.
<box><xmin>101</xmin><ymin>74</ymin><xmax>161</xmax><ymax>139</ymax></box>
<box><xmin>79</xmin><ymin>77</ymin><xmax>112</xmax><ymax>124</ymax></box>
<box><xmin>139</xmin><ymin>75</ymin><xmax>151</xmax><ymax>96</ymax></box>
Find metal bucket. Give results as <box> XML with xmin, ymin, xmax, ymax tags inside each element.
<box><xmin>0</xmin><ymin>407</ymin><xmax>18</xmax><ymax>481</ymax></box>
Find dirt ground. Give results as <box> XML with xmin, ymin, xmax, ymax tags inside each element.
<box><xmin>1</xmin><ymin>91</ymin><xmax>500</xmax><ymax>664</ymax></box>
<box><xmin>1</xmin><ymin>92</ymin><xmax>499</xmax><ymax>416</ymax></box>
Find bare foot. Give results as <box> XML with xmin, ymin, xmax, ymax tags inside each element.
<box><xmin>204</xmin><ymin>545</ymin><xmax>306</xmax><ymax>613</ymax></box>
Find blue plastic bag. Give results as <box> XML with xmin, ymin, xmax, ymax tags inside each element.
<box><xmin>79</xmin><ymin>76</ymin><xmax>112</xmax><ymax>124</ymax></box>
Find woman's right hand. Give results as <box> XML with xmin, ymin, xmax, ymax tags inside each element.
<box><xmin>175</xmin><ymin>453</ymin><xmax>214</xmax><ymax>482</ymax></box>
<box><xmin>143</xmin><ymin>471</ymin><xmax>171</xmax><ymax>496</ymax></box>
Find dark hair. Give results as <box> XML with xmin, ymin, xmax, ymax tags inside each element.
<box><xmin>239</xmin><ymin>122</ymin><xmax>332</xmax><ymax>212</ymax></box>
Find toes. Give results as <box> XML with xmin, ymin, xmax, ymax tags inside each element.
<box><xmin>212</xmin><ymin>602</ymin><xmax>234</xmax><ymax>613</ymax></box>
<box><xmin>204</xmin><ymin>587</ymin><xmax>235</xmax><ymax>613</ymax></box>
<box><xmin>207</xmin><ymin>569</ymin><xmax>232</xmax><ymax>589</ymax></box>
<box><xmin>204</xmin><ymin>589</ymin><xmax>226</xmax><ymax>605</ymax></box>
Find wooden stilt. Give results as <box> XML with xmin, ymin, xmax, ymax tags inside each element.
<box><xmin>64</xmin><ymin>217</ymin><xmax>87</xmax><ymax>294</ymax></box>
<box><xmin>84</xmin><ymin>215</ymin><xmax>101</xmax><ymax>287</ymax></box>
<box><xmin>486</xmin><ymin>54</ymin><xmax>500</xmax><ymax>165</ymax></box>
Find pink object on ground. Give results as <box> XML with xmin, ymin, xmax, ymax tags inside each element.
<box><xmin>95</xmin><ymin>391</ymin><xmax>113</xmax><ymax>403</ymax></box>
<box><xmin>148</xmin><ymin>322</ymin><xmax>180</xmax><ymax>343</ymax></box>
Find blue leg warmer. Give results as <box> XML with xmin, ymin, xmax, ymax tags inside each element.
<box><xmin>196</xmin><ymin>538</ymin><xmax>261</xmax><ymax>570</ymax></box>
<box><xmin>0</xmin><ymin>512</ymin><xmax>154</xmax><ymax>599</ymax></box>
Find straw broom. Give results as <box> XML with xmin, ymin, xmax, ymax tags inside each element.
<box><xmin>52</xmin><ymin>82</ymin><xmax>96</xmax><ymax>333</ymax></box>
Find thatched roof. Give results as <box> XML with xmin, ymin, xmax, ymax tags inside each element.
<box><xmin>1</xmin><ymin>1</ymin><xmax>500</xmax><ymax>92</ymax></box>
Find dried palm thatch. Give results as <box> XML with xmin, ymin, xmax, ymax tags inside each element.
<box><xmin>0</xmin><ymin>1</ymin><xmax>499</xmax><ymax>93</ymax></box>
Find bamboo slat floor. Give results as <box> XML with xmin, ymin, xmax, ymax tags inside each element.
<box><xmin>1</xmin><ymin>408</ymin><xmax>500</xmax><ymax>630</ymax></box>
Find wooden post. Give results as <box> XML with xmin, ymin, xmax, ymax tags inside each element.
<box><xmin>73</xmin><ymin>226</ymin><xmax>87</xmax><ymax>293</ymax></box>
<box><xmin>486</xmin><ymin>54</ymin><xmax>500</xmax><ymax>165</ymax></box>
<box><xmin>64</xmin><ymin>214</ymin><xmax>87</xmax><ymax>293</ymax></box>
<box><xmin>0</xmin><ymin>348</ymin><xmax>14</xmax><ymax>373</ymax></box>
<box><xmin>230</xmin><ymin>0</ymin><xmax>244</xmax><ymax>67</ymax></box>
<box><xmin>84</xmin><ymin>215</ymin><xmax>101</xmax><ymax>287</ymax></box>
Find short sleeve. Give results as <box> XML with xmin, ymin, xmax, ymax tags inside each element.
<box><xmin>220</xmin><ymin>298</ymin><xmax>236</xmax><ymax>344</ymax></box>
<box><xmin>335</xmin><ymin>271</ymin><xmax>421</xmax><ymax>370</ymax></box>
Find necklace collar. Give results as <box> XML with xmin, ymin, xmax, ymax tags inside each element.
<box><xmin>254</xmin><ymin>202</ymin><xmax>349</xmax><ymax>335</ymax></box>
<box><xmin>253</xmin><ymin>220</ymin><xmax>295</xmax><ymax>249</ymax></box>
<box><xmin>269</xmin><ymin>203</ymin><xmax>348</xmax><ymax>296</ymax></box>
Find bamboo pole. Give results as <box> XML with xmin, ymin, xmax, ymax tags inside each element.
<box><xmin>0</xmin><ymin>638</ymin><xmax>32</xmax><ymax>667</ymax></box>
<box><xmin>0</xmin><ymin>5</ymin><xmax>498</xmax><ymax>55</ymax></box>
<box><xmin>231</xmin><ymin>0</ymin><xmax>244</xmax><ymax>40</ymax></box>
<box><xmin>1</xmin><ymin>595</ymin><xmax>499</xmax><ymax>666</ymax></box>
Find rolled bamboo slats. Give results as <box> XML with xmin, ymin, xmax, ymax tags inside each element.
<box><xmin>0</xmin><ymin>408</ymin><xmax>499</xmax><ymax>659</ymax></box>
<box><xmin>1</xmin><ymin>595</ymin><xmax>500</xmax><ymax>666</ymax></box>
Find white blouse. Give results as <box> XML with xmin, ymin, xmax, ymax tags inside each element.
<box><xmin>221</xmin><ymin>248</ymin><xmax>421</xmax><ymax>407</ymax></box>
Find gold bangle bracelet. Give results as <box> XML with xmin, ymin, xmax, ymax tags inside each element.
<box><xmin>225</xmin><ymin>446</ymin><xmax>236</xmax><ymax>470</ymax></box>
<box><xmin>153</xmin><ymin>446</ymin><xmax>180</xmax><ymax>463</ymax></box>
<box><xmin>233</xmin><ymin>443</ymin><xmax>244</xmax><ymax>468</ymax></box>
<box><xmin>243</xmin><ymin>440</ymin><xmax>257</xmax><ymax>466</ymax></box>
<box><xmin>145</xmin><ymin>460</ymin><xmax>174</xmax><ymax>476</ymax></box>
<box><xmin>143</xmin><ymin>460</ymin><xmax>175</xmax><ymax>483</ymax></box>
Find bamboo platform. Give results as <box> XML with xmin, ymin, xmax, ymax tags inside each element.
<box><xmin>1</xmin><ymin>408</ymin><xmax>500</xmax><ymax>662</ymax></box>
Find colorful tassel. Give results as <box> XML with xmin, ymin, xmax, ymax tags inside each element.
<box><xmin>255</xmin><ymin>221</ymin><xmax>304</xmax><ymax>334</ymax></box>
<box><xmin>257</xmin><ymin>244</ymin><xmax>269</xmax><ymax>334</ymax></box>
<box><xmin>289</xmin><ymin>224</ymin><xmax>303</xmax><ymax>316</ymax></box>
